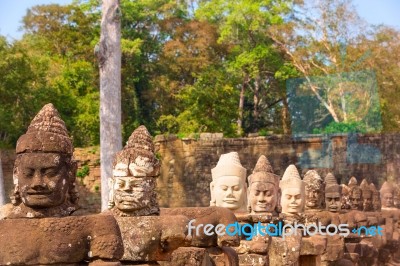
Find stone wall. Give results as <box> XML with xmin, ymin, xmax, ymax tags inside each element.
<box><xmin>1</xmin><ymin>133</ymin><xmax>400</xmax><ymax>211</ymax></box>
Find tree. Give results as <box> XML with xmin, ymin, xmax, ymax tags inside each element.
<box><xmin>97</xmin><ymin>0</ymin><xmax>122</xmax><ymax>211</ymax></box>
<box><xmin>0</xmin><ymin>154</ymin><xmax>5</xmax><ymax>206</ymax></box>
<box><xmin>196</xmin><ymin>0</ymin><xmax>294</xmax><ymax>134</ymax></box>
<box><xmin>269</xmin><ymin>0</ymin><xmax>382</xmax><ymax>133</ymax></box>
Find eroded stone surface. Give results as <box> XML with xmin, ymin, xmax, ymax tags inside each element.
<box><xmin>279</xmin><ymin>164</ymin><xmax>305</xmax><ymax>215</ymax></box>
<box><xmin>0</xmin><ymin>214</ymin><xmax>123</xmax><ymax>265</ymax></box>
<box><xmin>115</xmin><ymin>215</ymin><xmax>190</xmax><ymax>262</ymax></box>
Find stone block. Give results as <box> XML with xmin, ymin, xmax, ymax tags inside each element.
<box><xmin>238</xmin><ymin>253</ymin><xmax>268</xmax><ymax>266</ymax></box>
<box><xmin>300</xmin><ymin>235</ymin><xmax>327</xmax><ymax>255</ymax></box>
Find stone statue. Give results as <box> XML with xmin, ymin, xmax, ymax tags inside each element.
<box><xmin>394</xmin><ymin>184</ymin><xmax>400</xmax><ymax>209</ymax></box>
<box><xmin>210</xmin><ymin>152</ymin><xmax>247</xmax><ymax>212</ymax></box>
<box><xmin>247</xmin><ymin>155</ymin><xmax>280</xmax><ymax>214</ymax></box>
<box><xmin>108</xmin><ymin>125</ymin><xmax>160</xmax><ymax>217</ymax></box>
<box><xmin>360</xmin><ymin>179</ymin><xmax>373</xmax><ymax>211</ymax></box>
<box><xmin>303</xmin><ymin>170</ymin><xmax>324</xmax><ymax>211</ymax></box>
<box><xmin>369</xmin><ymin>183</ymin><xmax>381</xmax><ymax>211</ymax></box>
<box><xmin>324</xmin><ymin>173</ymin><xmax>341</xmax><ymax>213</ymax></box>
<box><xmin>0</xmin><ymin>103</ymin><xmax>124</xmax><ymax>265</ymax></box>
<box><xmin>380</xmin><ymin>181</ymin><xmax>396</xmax><ymax>210</ymax></box>
<box><xmin>1</xmin><ymin>103</ymin><xmax>78</xmax><ymax>219</ymax></box>
<box><xmin>279</xmin><ymin>164</ymin><xmax>305</xmax><ymax>215</ymax></box>
<box><xmin>348</xmin><ymin>176</ymin><xmax>363</xmax><ymax>211</ymax></box>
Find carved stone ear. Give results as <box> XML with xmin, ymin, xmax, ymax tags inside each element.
<box><xmin>108</xmin><ymin>178</ymin><xmax>115</xmax><ymax>209</ymax></box>
<box><xmin>210</xmin><ymin>182</ymin><xmax>216</xmax><ymax>206</ymax></box>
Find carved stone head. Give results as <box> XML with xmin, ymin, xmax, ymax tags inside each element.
<box><xmin>210</xmin><ymin>152</ymin><xmax>247</xmax><ymax>212</ymax></box>
<box><xmin>348</xmin><ymin>177</ymin><xmax>363</xmax><ymax>210</ymax></box>
<box><xmin>303</xmin><ymin>170</ymin><xmax>324</xmax><ymax>210</ymax></box>
<box><xmin>369</xmin><ymin>183</ymin><xmax>381</xmax><ymax>211</ymax></box>
<box><xmin>247</xmin><ymin>155</ymin><xmax>280</xmax><ymax>214</ymax></box>
<box><xmin>11</xmin><ymin>103</ymin><xmax>78</xmax><ymax>217</ymax></box>
<box><xmin>360</xmin><ymin>179</ymin><xmax>373</xmax><ymax>211</ymax></box>
<box><xmin>109</xmin><ymin>125</ymin><xmax>160</xmax><ymax>216</ymax></box>
<box><xmin>380</xmin><ymin>181</ymin><xmax>395</xmax><ymax>210</ymax></box>
<box><xmin>324</xmin><ymin>173</ymin><xmax>341</xmax><ymax>212</ymax></box>
<box><xmin>279</xmin><ymin>164</ymin><xmax>305</xmax><ymax>215</ymax></box>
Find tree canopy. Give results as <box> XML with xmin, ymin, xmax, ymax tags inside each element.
<box><xmin>0</xmin><ymin>0</ymin><xmax>400</xmax><ymax>148</ymax></box>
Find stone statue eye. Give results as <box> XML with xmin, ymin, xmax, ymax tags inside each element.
<box><xmin>117</xmin><ymin>181</ymin><xmax>125</xmax><ymax>188</ymax></box>
<box><xmin>233</xmin><ymin>186</ymin><xmax>240</xmax><ymax>191</ymax></box>
<box><xmin>220</xmin><ymin>186</ymin><xmax>228</xmax><ymax>191</ymax></box>
<box><xmin>42</xmin><ymin>168</ymin><xmax>58</xmax><ymax>177</ymax></box>
<box><xmin>22</xmin><ymin>168</ymin><xmax>34</xmax><ymax>177</ymax></box>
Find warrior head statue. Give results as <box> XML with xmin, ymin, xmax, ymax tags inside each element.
<box><xmin>108</xmin><ymin>125</ymin><xmax>160</xmax><ymax>217</ymax></box>
<box><xmin>247</xmin><ymin>155</ymin><xmax>280</xmax><ymax>214</ymax></box>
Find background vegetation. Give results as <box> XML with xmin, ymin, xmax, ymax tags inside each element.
<box><xmin>1</xmin><ymin>0</ymin><xmax>399</xmax><ymax>147</ymax></box>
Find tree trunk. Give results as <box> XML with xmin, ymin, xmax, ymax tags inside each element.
<box><xmin>0</xmin><ymin>153</ymin><xmax>5</xmax><ymax>206</ymax></box>
<box><xmin>237</xmin><ymin>74</ymin><xmax>248</xmax><ymax>135</ymax></box>
<box><xmin>98</xmin><ymin>0</ymin><xmax>122</xmax><ymax>211</ymax></box>
<box><xmin>282</xmin><ymin>94</ymin><xmax>291</xmax><ymax>135</ymax></box>
<box><xmin>253</xmin><ymin>75</ymin><xmax>261</xmax><ymax>132</ymax></box>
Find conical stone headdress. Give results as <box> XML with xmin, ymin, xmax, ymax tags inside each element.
<box><xmin>303</xmin><ymin>170</ymin><xmax>323</xmax><ymax>190</ymax></box>
<box><xmin>211</xmin><ymin>152</ymin><xmax>246</xmax><ymax>181</ymax></box>
<box><xmin>324</xmin><ymin>173</ymin><xmax>341</xmax><ymax>194</ymax></box>
<box><xmin>113</xmin><ymin>125</ymin><xmax>160</xmax><ymax>177</ymax></box>
<box><xmin>247</xmin><ymin>155</ymin><xmax>279</xmax><ymax>187</ymax></box>
<box><xmin>380</xmin><ymin>181</ymin><xmax>395</xmax><ymax>195</ymax></box>
<box><xmin>279</xmin><ymin>164</ymin><xmax>305</xmax><ymax>192</ymax></box>
<box><xmin>16</xmin><ymin>103</ymin><xmax>73</xmax><ymax>155</ymax></box>
<box><xmin>360</xmin><ymin>179</ymin><xmax>372</xmax><ymax>198</ymax></box>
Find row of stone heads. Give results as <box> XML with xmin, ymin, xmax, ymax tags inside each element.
<box><xmin>2</xmin><ymin>103</ymin><xmax>398</xmax><ymax>220</ymax></box>
<box><xmin>210</xmin><ymin>150</ymin><xmax>398</xmax><ymax>215</ymax></box>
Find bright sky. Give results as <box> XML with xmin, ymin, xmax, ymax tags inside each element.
<box><xmin>0</xmin><ymin>0</ymin><xmax>399</xmax><ymax>41</ymax></box>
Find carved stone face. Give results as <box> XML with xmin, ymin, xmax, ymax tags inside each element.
<box><xmin>349</xmin><ymin>188</ymin><xmax>363</xmax><ymax>210</ymax></box>
<box><xmin>113</xmin><ymin>176</ymin><xmax>154</xmax><ymax>211</ymax></box>
<box><xmin>212</xmin><ymin>175</ymin><xmax>246</xmax><ymax>211</ymax></box>
<box><xmin>281</xmin><ymin>188</ymin><xmax>304</xmax><ymax>214</ymax></box>
<box><xmin>381</xmin><ymin>192</ymin><xmax>394</xmax><ymax>208</ymax></box>
<box><xmin>305</xmin><ymin>187</ymin><xmax>324</xmax><ymax>209</ymax></box>
<box><xmin>362</xmin><ymin>194</ymin><xmax>373</xmax><ymax>211</ymax></box>
<box><xmin>372</xmin><ymin>194</ymin><xmax>381</xmax><ymax>211</ymax></box>
<box><xmin>249</xmin><ymin>182</ymin><xmax>278</xmax><ymax>213</ymax></box>
<box><xmin>16</xmin><ymin>153</ymin><xmax>68</xmax><ymax>208</ymax></box>
<box><xmin>325</xmin><ymin>192</ymin><xmax>341</xmax><ymax>212</ymax></box>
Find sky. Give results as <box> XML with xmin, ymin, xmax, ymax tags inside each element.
<box><xmin>0</xmin><ymin>0</ymin><xmax>399</xmax><ymax>41</ymax></box>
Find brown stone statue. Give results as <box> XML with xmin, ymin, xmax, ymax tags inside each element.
<box><xmin>303</xmin><ymin>170</ymin><xmax>324</xmax><ymax>211</ymax></box>
<box><xmin>210</xmin><ymin>152</ymin><xmax>247</xmax><ymax>213</ymax></box>
<box><xmin>360</xmin><ymin>179</ymin><xmax>373</xmax><ymax>211</ymax></box>
<box><xmin>247</xmin><ymin>155</ymin><xmax>280</xmax><ymax>214</ymax></box>
<box><xmin>380</xmin><ymin>181</ymin><xmax>396</xmax><ymax>210</ymax></box>
<box><xmin>324</xmin><ymin>173</ymin><xmax>341</xmax><ymax>213</ymax></box>
<box><xmin>1</xmin><ymin>103</ymin><xmax>78</xmax><ymax>218</ymax></box>
<box><xmin>369</xmin><ymin>183</ymin><xmax>381</xmax><ymax>211</ymax></box>
<box><xmin>348</xmin><ymin>176</ymin><xmax>363</xmax><ymax>211</ymax></box>
<box><xmin>279</xmin><ymin>164</ymin><xmax>305</xmax><ymax>215</ymax></box>
<box><xmin>0</xmin><ymin>104</ymin><xmax>123</xmax><ymax>265</ymax></box>
<box><xmin>108</xmin><ymin>125</ymin><xmax>160</xmax><ymax>217</ymax></box>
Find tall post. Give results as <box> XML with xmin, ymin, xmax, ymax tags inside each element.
<box><xmin>0</xmin><ymin>153</ymin><xmax>5</xmax><ymax>206</ymax></box>
<box><xmin>98</xmin><ymin>0</ymin><xmax>122</xmax><ymax>211</ymax></box>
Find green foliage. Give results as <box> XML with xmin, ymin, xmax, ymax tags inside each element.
<box><xmin>77</xmin><ymin>165</ymin><xmax>90</xmax><ymax>180</ymax></box>
<box><xmin>313</xmin><ymin>121</ymin><xmax>367</xmax><ymax>134</ymax></box>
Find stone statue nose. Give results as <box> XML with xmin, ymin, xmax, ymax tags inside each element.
<box><xmin>31</xmin><ymin>171</ymin><xmax>46</xmax><ymax>188</ymax></box>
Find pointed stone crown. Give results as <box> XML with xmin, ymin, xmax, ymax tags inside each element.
<box><xmin>113</xmin><ymin>125</ymin><xmax>160</xmax><ymax>177</ymax></box>
<box><xmin>324</xmin><ymin>173</ymin><xmax>341</xmax><ymax>194</ymax></box>
<box><xmin>16</xmin><ymin>103</ymin><xmax>73</xmax><ymax>155</ymax></box>
<box><xmin>380</xmin><ymin>181</ymin><xmax>395</xmax><ymax>195</ymax></box>
<box><xmin>279</xmin><ymin>164</ymin><xmax>305</xmax><ymax>191</ymax></box>
<box><xmin>211</xmin><ymin>152</ymin><xmax>246</xmax><ymax>181</ymax></box>
<box><xmin>247</xmin><ymin>155</ymin><xmax>279</xmax><ymax>187</ymax></box>
<box><xmin>348</xmin><ymin>176</ymin><xmax>358</xmax><ymax>187</ymax></box>
<box><xmin>369</xmin><ymin>183</ymin><xmax>380</xmax><ymax>196</ymax></box>
<box><xmin>360</xmin><ymin>179</ymin><xmax>372</xmax><ymax>198</ymax></box>
<box><xmin>303</xmin><ymin>170</ymin><xmax>323</xmax><ymax>190</ymax></box>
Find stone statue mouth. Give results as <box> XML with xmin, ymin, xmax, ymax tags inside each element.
<box><xmin>223</xmin><ymin>199</ymin><xmax>237</xmax><ymax>203</ymax></box>
<box><xmin>27</xmin><ymin>190</ymin><xmax>52</xmax><ymax>195</ymax></box>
